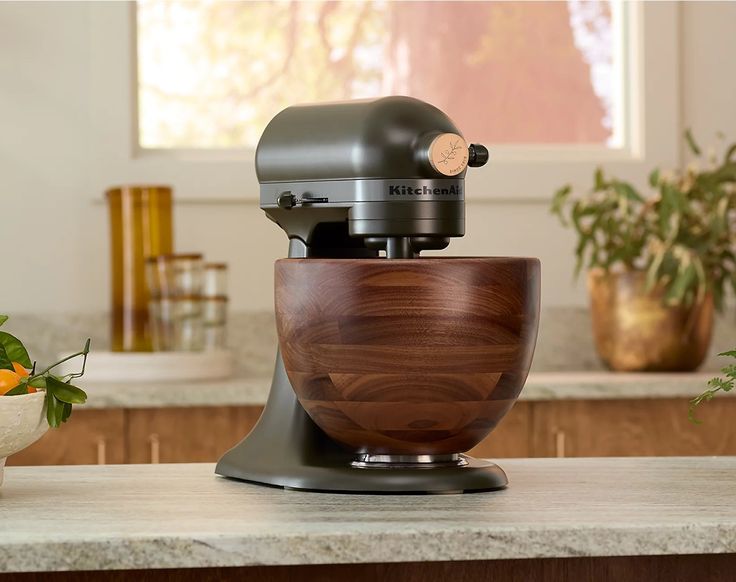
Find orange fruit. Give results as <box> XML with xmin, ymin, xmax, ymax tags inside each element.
<box><xmin>12</xmin><ymin>362</ymin><xmax>28</xmax><ymax>377</ymax></box>
<box><xmin>0</xmin><ymin>369</ymin><xmax>22</xmax><ymax>395</ymax></box>
<box><xmin>12</xmin><ymin>362</ymin><xmax>36</xmax><ymax>393</ymax></box>
<box><xmin>0</xmin><ymin>363</ymin><xmax>36</xmax><ymax>395</ymax></box>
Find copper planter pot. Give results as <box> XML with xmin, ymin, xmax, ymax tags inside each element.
<box><xmin>587</xmin><ymin>269</ymin><xmax>714</xmax><ymax>372</ymax></box>
<box><xmin>275</xmin><ymin>257</ymin><xmax>541</xmax><ymax>456</ymax></box>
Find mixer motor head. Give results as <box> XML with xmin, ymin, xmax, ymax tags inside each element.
<box><xmin>256</xmin><ymin>96</ymin><xmax>488</xmax><ymax>258</ymax></box>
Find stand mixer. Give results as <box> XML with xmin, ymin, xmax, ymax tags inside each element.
<box><xmin>216</xmin><ymin>96</ymin><xmax>540</xmax><ymax>493</ymax></box>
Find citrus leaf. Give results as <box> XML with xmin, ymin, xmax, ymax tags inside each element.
<box><xmin>46</xmin><ymin>375</ymin><xmax>87</xmax><ymax>404</ymax></box>
<box><xmin>718</xmin><ymin>350</ymin><xmax>736</xmax><ymax>358</ymax></box>
<box><xmin>28</xmin><ymin>376</ymin><xmax>47</xmax><ymax>389</ymax></box>
<box><xmin>61</xmin><ymin>402</ymin><xmax>72</xmax><ymax>423</ymax></box>
<box><xmin>0</xmin><ymin>315</ymin><xmax>7</xmax><ymax>327</ymax></box>
<box><xmin>55</xmin><ymin>396</ymin><xmax>65</xmax><ymax>426</ymax></box>
<box><xmin>0</xmin><ymin>331</ymin><xmax>31</xmax><ymax>368</ymax></box>
<box><xmin>4</xmin><ymin>382</ymin><xmax>30</xmax><ymax>396</ymax></box>
<box><xmin>46</xmin><ymin>393</ymin><xmax>62</xmax><ymax>428</ymax></box>
<box><xmin>0</xmin><ymin>344</ymin><xmax>14</xmax><ymax>371</ymax></box>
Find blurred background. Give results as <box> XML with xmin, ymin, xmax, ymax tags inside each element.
<box><xmin>4</xmin><ymin>0</ymin><xmax>733</xmax><ymax>316</ymax></box>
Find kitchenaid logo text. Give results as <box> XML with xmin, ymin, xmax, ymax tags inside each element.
<box><xmin>388</xmin><ymin>185</ymin><xmax>462</xmax><ymax>196</ymax></box>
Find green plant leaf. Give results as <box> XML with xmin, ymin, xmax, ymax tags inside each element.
<box><xmin>648</xmin><ymin>168</ymin><xmax>660</xmax><ymax>188</ymax></box>
<box><xmin>722</xmin><ymin>364</ymin><xmax>736</xmax><ymax>382</ymax></box>
<box><xmin>0</xmin><ymin>315</ymin><xmax>8</xmax><ymax>327</ymax></box>
<box><xmin>665</xmin><ymin>263</ymin><xmax>696</xmax><ymax>304</ymax></box>
<box><xmin>725</xmin><ymin>142</ymin><xmax>736</xmax><ymax>163</ymax></box>
<box><xmin>658</xmin><ymin>185</ymin><xmax>675</xmax><ymax>235</ymax></box>
<box><xmin>28</xmin><ymin>376</ymin><xmax>47</xmax><ymax>389</ymax></box>
<box><xmin>550</xmin><ymin>185</ymin><xmax>572</xmax><ymax>222</ymax></box>
<box><xmin>4</xmin><ymin>382</ymin><xmax>30</xmax><ymax>396</ymax></box>
<box><xmin>692</xmin><ymin>350</ymin><xmax>736</xmax><ymax>422</ymax></box>
<box><xmin>61</xmin><ymin>402</ymin><xmax>72</xmax><ymax>424</ymax></box>
<box><xmin>0</xmin><ymin>344</ymin><xmax>15</xmax><ymax>371</ymax></box>
<box><xmin>46</xmin><ymin>393</ymin><xmax>63</xmax><ymax>428</ymax></box>
<box><xmin>0</xmin><ymin>331</ymin><xmax>32</xmax><ymax>368</ymax></box>
<box><xmin>707</xmin><ymin>376</ymin><xmax>733</xmax><ymax>390</ymax></box>
<box><xmin>594</xmin><ymin>167</ymin><xmax>605</xmax><ymax>190</ymax></box>
<box><xmin>646</xmin><ymin>249</ymin><xmax>665</xmax><ymax>292</ymax></box>
<box><xmin>46</xmin><ymin>375</ymin><xmax>87</xmax><ymax>405</ymax></box>
<box><xmin>684</xmin><ymin>128</ymin><xmax>702</xmax><ymax>156</ymax></box>
<box><xmin>612</xmin><ymin>181</ymin><xmax>644</xmax><ymax>202</ymax></box>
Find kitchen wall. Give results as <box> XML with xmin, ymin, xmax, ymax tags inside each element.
<box><xmin>1</xmin><ymin>1</ymin><xmax>735</xmax><ymax>315</ymax></box>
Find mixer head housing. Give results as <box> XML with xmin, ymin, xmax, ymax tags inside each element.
<box><xmin>256</xmin><ymin>96</ymin><xmax>488</xmax><ymax>258</ymax></box>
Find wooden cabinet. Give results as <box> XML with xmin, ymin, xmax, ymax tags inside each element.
<box><xmin>126</xmin><ymin>406</ymin><xmax>263</xmax><ymax>463</ymax></box>
<box><xmin>531</xmin><ymin>398</ymin><xmax>736</xmax><ymax>458</ymax></box>
<box><xmin>7</xmin><ymin>410</ymin><xmax>125</xmax><ymax>466</ymax></box>
<box><xmin>469</xmin><ymin>402</ymin><xmax>532</xmax><ymax>458</ymax></box>
<box><xmin>7</xmin><ymin>398</ymin><xmax>736</xmax><ymax>466</ymax></box>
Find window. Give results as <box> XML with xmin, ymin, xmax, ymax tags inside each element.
<box><xmin>136</xmin><ymin>0</ymin><xmax>625</xmax><ymax>150</ymax></box>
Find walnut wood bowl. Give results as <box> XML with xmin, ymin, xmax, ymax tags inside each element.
<box><xmin>275</xmin><ymin>258</ymin><xmax>540</xmax><ymax>456</ymax></box>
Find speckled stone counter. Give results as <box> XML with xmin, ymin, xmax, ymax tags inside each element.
<box><xmin>74</xmin><ymin>371</ymin><xmax>718</xmax><ymax>409</ymax></box>
<box><xmin>1</xmin><ymin>457</ymin><xmax>735</xmax><ymax>574</ymax></box>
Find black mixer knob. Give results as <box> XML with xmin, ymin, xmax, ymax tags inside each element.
<box><xmin>276</xmin><ymin>191</ymin><xmax>296</xmax><ymax>209</ymax></box>
<box><xmin>468</xmin><ymin>144</ymin><xmax>489</xmax><ymax>167</ymax></box>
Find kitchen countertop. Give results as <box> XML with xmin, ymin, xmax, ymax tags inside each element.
<box><xmin>1</xmin><ymin>457</ymin><xmax>735</xmax><ymax>573</ymax></box>
<box><xmin>76</xmin><ymin>371</ymin><xmax>716</xmax><ymax>409</ymax></box>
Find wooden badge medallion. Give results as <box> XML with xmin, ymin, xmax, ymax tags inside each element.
<box><xmin>428</xmin><ymin>133</ymin><xmax>469</xmax><ymax>176</ymax></box>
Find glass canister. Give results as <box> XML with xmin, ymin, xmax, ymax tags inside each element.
<box><xmin>106</xmin><ymin>186</ymin><xmax>173</xmax><ymax>352</ymax></box>
<box><xmin>203</xmin><ymin>295</ymin><xmax>229</xmax><ymax>350</ymax></box>
<box><xmin>149</xmin><ymin>295</ymin><xmax>205</xmax><ymax>352</ymax></box>
<box><xmin>146</xmin><ymin>254</ymin><xmax>205</xmax><ymax>352</ymax></box>
<box><xmin>146</xmin><ymin>254</ymin><xmax>204</xmax><ymax>299</ymax></box>
<box><xmin>203</xmin><ymin>263</ymin><xmax>228</xmax><ymax>297</ymax></box>
<box><xmin>203</xmin><ymin>263</ymin><xmax>229</xmax><ymax>350</ymax></box>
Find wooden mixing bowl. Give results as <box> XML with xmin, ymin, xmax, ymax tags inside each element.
<box><xmin>275</xmin><ymin>258</ymin><xmax>540</xmax><ymax>456</ymax></box>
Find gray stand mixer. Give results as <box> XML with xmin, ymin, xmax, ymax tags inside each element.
<box><xmin>216</xmin><ymin>96</ymin><xmax>539</xmax><ymax>493</ymax></box>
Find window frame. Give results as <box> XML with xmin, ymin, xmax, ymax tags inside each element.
<box><xmin>87</xmin><ymin>1</ymin><xmax>680</xmax><ymax>203</ymax></box>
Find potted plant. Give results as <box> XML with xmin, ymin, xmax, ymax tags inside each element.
<box><xmin>551</xmin><ymin>132</ymin><xmax>736</xmax><ymax>371</ymax></box>
<box><xmin>0</xmin><ymin>315</ymin><xmax>89</xmax><ymax>486</ymax></box>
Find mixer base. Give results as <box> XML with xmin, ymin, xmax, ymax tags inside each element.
<box><xmin>215</xmin><ymin>353</ymin><xmax>508</xmax><ymax>494</ymax></box>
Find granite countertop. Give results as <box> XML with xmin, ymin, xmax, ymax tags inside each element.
<box><xmin>75</xmin><ymin>371</ymin><xmax>716</xmax><ymax>409</ymax></box>
<box><xmin>1</xmin><ymin>457</ymin><xmax>735</xmax><ymax>572</ymax></box>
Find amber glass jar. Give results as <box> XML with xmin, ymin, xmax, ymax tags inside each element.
<box><xmin>106</xmin><ymin>186</ymin><xmax>173</xmax><ymax>351</ymax></box>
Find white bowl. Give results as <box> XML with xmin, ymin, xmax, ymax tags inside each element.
<box><xmin>0</xmin><ymin>392</ymin><xmax>48</xmax><ymax>486</ymax></box>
